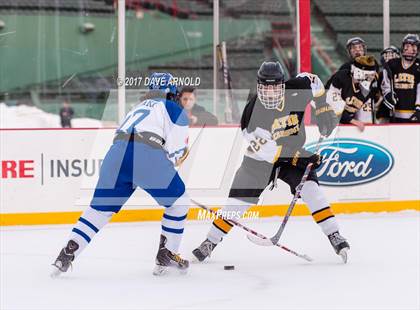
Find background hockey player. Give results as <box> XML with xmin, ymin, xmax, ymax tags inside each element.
<box><xmin>326</xmin><ymin>55</ymin><xmax>379</xmax><ymax>131</ymax></box>
<box><xmin>192</xmin><ymin>62</ymin><xmax>350</xmax><ymax>264</ymax></box>
<box><xmin>376</xmin><ymin>46</ymin><xmax>400</xmax><ymax>122</ymax></box>
<box><xmin>381</xmin><ymin>34</ymin><xmax>420</xmax><ymax>123</ymax></box>
<box><xmin>380</xmin><ymin>45</ymin><xmax>400</xmax><ymax>65</ymax></box>
<box><xmin>339</xmin><ymin>36</ymin><xmax>368</xmax><ymax>72</ymax></box>
<box><xmin>325</xmin><ymin>37</ymin><xmax>368</xmax><ymax>88</ymax></box>
<box><xmin>52</xmin><ymin>72</ymin><xmax>191</xmax><ymax>276</ymax></box>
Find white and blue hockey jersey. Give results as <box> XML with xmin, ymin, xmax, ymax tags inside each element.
<box><xmin>116</xmin><ymin>97</ymin><xmax>189</xmax><ymax>165</ymax></box>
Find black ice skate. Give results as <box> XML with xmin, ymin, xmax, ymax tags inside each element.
<box><xmin>192</xmin><ymin>238</ymin><xmax>218</xmax><ymax>262</ymax></box>
<box><xmin>328</xmin><ymin>231</ymin><xmax>350</xmax><ymax>263</ymax></box>
<box><xmin>51</xmin><ymin>240</ymin><xmax>79</xmax><ymax>277</ymax></box>
<box><xmin>153</xmin><ymin>235</ymin><xmax>189</xmax><ymax>276</ymax></box>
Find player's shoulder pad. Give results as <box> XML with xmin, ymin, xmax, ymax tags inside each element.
<box><xmin>164</xmin><ymin>99</ymin><xmax>189</xmax><ymax>126</ymax></box>
<box><xmin>294</xmin><ymin>72</ymin><xmax>325</xmax><ymax>97</ymax></box>
<box><xmin>333</xmin><ymin>69</ymin><xmax>351</xmax><ymax>79</ymax></box>
<box><xmin>241</xmin><ymin>92</ymin><xmax>257</xmax><ymax>131</ymax></box>
<box><xmin>331</xmin><ymin>69</ymin><xmax>351</xmax><ymax>86</ymax></box>
<box><xmin>338</xmin><ymin>61</ymin><xmax>352</xmax><ymax>72</ymax></box>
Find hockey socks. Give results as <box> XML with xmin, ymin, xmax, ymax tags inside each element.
<box><xmin>207</xmin><ymin>198</ymin><xmax>252</xmax><ymax>244</ymax></box>
<box><xmin>300</xmin><ymin>180</ymin><xmax>339</xmax><ymax>235</ymax></box>
<box><xmin>161</xmin><ymin>193</ymin><xmax>189</xmax><ymax>253</ymax></box>
<box><xmin>69</xmin><ymin>206</ymin><xmax>113</xmax><ymax>258</ymax></box>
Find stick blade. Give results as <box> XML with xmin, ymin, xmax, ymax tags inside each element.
<box><xmin>301</xmin><ymin>254</ymin><xmax>314</xmax><ymax>262</ymax></box>
<box><xmin>246</xmin><ymin>234</ymin><xmax>275</xmax><ymax>246</ymax></box>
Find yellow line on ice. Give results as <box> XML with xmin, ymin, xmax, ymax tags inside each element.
<box><xmin>0</xmin><ymin>200</ymin><xmax>419</xmax><ymax>226</ymax></box>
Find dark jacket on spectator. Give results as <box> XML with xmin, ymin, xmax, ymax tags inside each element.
<box><xmin>59</xmin><ymin>106</ymin><xmax>74</xmax><ymax>128</ymax></box>
<box><xmin>190</xmin><ymin>104</ymin><xmax>218</xmax><ymax>126</ymax></box>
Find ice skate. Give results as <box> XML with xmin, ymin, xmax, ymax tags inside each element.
<box><xmin>51</xmin><ymin>240</ymin><xmax>79</xmax><ymax>277</ymax></box>
<box><xmin>153</xmin><ymin>235</ymin><xmax>189</xmax><ymax>276</ymax></box>
<box><xmin>192</xmin><ymin>238</ymin><xmax>218</xmax><ymax>262</ymax></box>
<box><xmin>328</xmin><ymin>231</ymin><xmax>350</xmax><ymax>263</ymax></box>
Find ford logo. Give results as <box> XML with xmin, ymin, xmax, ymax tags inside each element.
<box><xmin>305</xmin><ymin>139</ymin><xmax>394</xmax><ymax>186</ymax></box>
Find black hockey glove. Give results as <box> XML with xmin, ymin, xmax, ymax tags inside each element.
<box><xmin>315</xmin><ymin>104</ymin><xmax>338</xmax><ymax>137</ymax></box>
<box><xmin>278</xmin><ymin>149</ymin><xmax>322</xmax><ymax>171</ymax></box>
<box><xmin>383</xmin><ymin>93</ymin><xmax>396</xmax><ymax>111</ymax></box>
<box><xmin>410</xmin><ymin>106</ymin><xmax>420</xmax><ymax>123</ymax></box>
<box><xmin>376</xmin><ymin>101</ymin><xmax>391</xmax><ymax>121</ymax></box>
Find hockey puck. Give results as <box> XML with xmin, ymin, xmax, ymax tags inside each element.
<box><xmin>224</xmin><ymin>265</ymin><xmax>235</xmax><ymax>270</ymax></box>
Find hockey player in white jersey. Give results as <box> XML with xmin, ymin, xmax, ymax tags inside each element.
<box><xmin>192</xmin><ymin>62</ymin><xmax>350</xmax><ymax>263</ymax></box>
<box><xmin>52</xmin><ymin>73</ymin><xmax>191</xmax><ymax>276</ymax></box>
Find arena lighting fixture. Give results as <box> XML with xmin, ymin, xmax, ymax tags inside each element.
<box><xmin>80</xmin><ymin>22</ymin><xmax>95</xmax><ymax>34</ymax></box>
<box><xmin>0</xmin><ymin>20</ymin><xmax>5</xmax><ymax>30</ymax></box>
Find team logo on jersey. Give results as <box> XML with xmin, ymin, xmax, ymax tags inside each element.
<box><xmin>305</xmin><ymin>139</ymin><xmax>394</xmax><ymax>186</ymax></box>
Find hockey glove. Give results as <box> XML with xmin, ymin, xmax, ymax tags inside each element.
<box><xmin>383</xmin><ymin>93</ymin><xmax>396</xmax><ymax>111</ymax></box>
<box><xmin>410</xmin><ymin>106</ymin><xmax>420</xmax><ymax>123</ymax></box>
<box><xmin>174</xmin><ymin>147</ymin><xmax>189</xmax><ymax>167</ymax></box>
<box><xmin>315</xmin><ymin>104</ymin><xmax>338</xmax><ymax>137</ymax></box>
<box><xmin>291</xmin><ymin>149</ymin><xmax>322</xmax><ymax>171</ymax></box>
<box><xmin>376</xmin><ymin>101</ymin><xmax>391</xmax><ymax>121</ymax></box>
<box><xmin>278</xmin><ymin>149</ymin><xmax>322</xmax><ymax>171</ymax></box>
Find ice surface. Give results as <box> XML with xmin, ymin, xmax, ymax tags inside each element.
<box><xmin>1</xmin><ymin>212</ymin><xmax>419</xmax><ymax>310</ymax></box>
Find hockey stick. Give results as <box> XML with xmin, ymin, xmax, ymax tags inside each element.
<box><xmin>247</xmin><ymin>135</ymin><xmax>326</xmax><ymax>246</ymax></box>
<box><xmin>217</xmin><ymin>41</ymin><xmax>240</xmax><ymax>123</ymax></box>
<box><xmin>191</xmin><ymin>199</ymin><xmax>313</xmax><ymax>262</ymax></box>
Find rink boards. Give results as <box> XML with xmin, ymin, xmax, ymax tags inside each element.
<box><xmin>1</xmin><ymin>125</ymin><xmax>419</xmax><ymax>225</ymax></box>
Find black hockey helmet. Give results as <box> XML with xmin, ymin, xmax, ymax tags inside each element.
<box><xmin>346</xmin><ymin>37</ymin><xmax>367</xmax><ymax>59</ymax></box>
<box><xmin>257</xmin><ymin>61</ymin><xmax>285</xmax><ymax>109</ymax></box>
<box><xmin>380</xmin><ymin>45</ymin><xmax>400</xmax><ymax>65</ymax></box>
<box><xmin>401</xmin><ymin>34</ymin><xmax>419</xmax><ymax>61</ymax></box>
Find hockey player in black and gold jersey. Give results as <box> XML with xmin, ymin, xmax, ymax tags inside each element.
<box><xmin>376</xmin><ymin>46</ymin><xmax>401</xmax><ymax>122</ymax></box>
<box><xmin>192</xmin><ymin>62</ymin><xmax>350</xmax><ymax>263</ymax></box>
<box><xmin>326</xmin><ymin>55</ymin><xmax>379</xmax><ymax>131</ymax></box>
<box><xmin>381</xmin><ymin>34</ymin><xmax>420</xmax><ymax>123</ymax></box>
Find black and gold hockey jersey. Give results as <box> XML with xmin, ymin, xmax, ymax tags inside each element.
<box><xmin>382</xmin><ymin>58</ymin><xmax>420</xmax><ymax>117</ymax></box>
<box><xmin>326</xmin><ymin>69</ymin><xmax>375</xmax><ymax>123</ymax></box>
<box><xmin>241</xmin><ymin>75</ymin><xmax>324</xmax><ymax>164</ymax></box>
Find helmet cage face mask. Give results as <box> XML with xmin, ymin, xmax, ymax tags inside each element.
<box><xmin>257</xmin><ymin>82</ymin><xmax>285</xmax><ymax>109</ymax></box>
<box><xmin>383</xmin><ymin>51</ymin><xmax>400</xmax><ymax>62</ymax></box>
<box><xmin>401</xmin><ymin>43</ymin><xmax>418</xmax><ymax>61</ymax></box>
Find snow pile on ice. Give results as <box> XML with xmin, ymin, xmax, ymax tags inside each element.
<box><xmin>0</xmin><ymin>102</ymin><xmax>103</xmax><ymax>128</ymax></box>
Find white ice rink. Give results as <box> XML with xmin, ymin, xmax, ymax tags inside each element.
<box><xmin>1</xmin><ymin>212</ymin><xmax>419</xmax><ymax>310</ymax></box>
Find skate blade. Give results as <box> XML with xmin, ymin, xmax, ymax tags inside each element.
<box><xmin>152</xmin><ymin>265</ymin><xmax>188</xmax><ymax>276</ymax></box>
<box><xmin>190</xmin><ymin>256</ymin><xmax>202</xmax><ymax>264</ymax></box>
<box><xmin>338</xmin><ymin>247</ymin><xmax>349</xmax><ymax>264</ymax></box>
<box><xmin>153</xmin><ymin>265</ymin><xmax>168</xmax><ymax>276</ymax></box>
<box><xmin>50</xmin><ymin>265</ymin><xmax>63</xmax><ymax>278</ymax></box>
